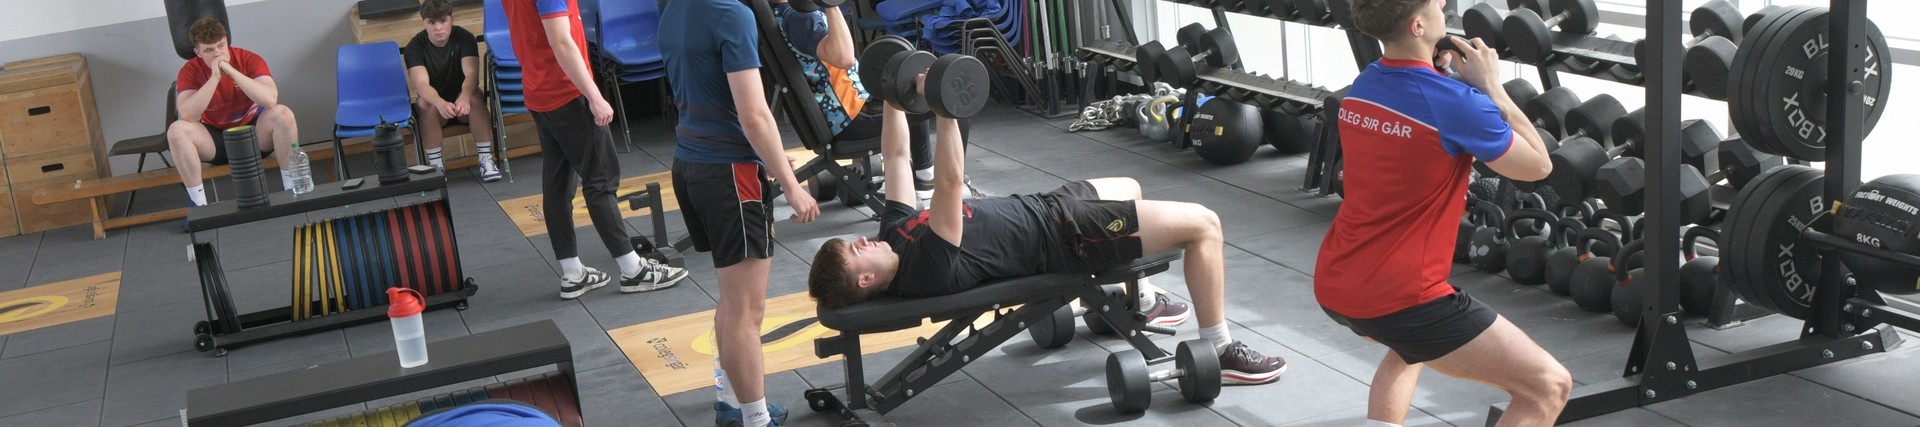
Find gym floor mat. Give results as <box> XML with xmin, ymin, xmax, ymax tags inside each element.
<box><xmin>0</xmin><ymin>272</ymin><xmax>120</xmax><ymax>337</ymax></box>
<box><xmin>499</xmin><ymin>147</ymin><xmax>823</xmax><ymax>238</ymax></box>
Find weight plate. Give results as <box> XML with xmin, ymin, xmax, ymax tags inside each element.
<box><xmin>858</xmin><ymin>37</ymin><xmax>912</xmax><ymax>99</ymax></box>
<box><xmin>1749</xmin><ymin>10</ymin><xmax>1890</xmax><ymax>161</ymax></box>
<box><xmin>1176</xmin><ymin>23</ymin><xmax>1207</xmax><ymax>49</ymax></box>
<box><xmin>1724</xmin><ymin>164</ymin><xmax>1818</xmax><ymax>318</ymax></box>
<box><xmin>1503</xmin><ymin>78</ymin><xmax>1539</xmax><ymax>109</ymax></box>
<box><xmin>1550</xmin><ymin>0</ymin><xmax>1600</xmax><ymax>35</ymax></box>
<box><xmin>1503</xmin><ymin>9</ymin><xmax>1554</xmax><ymax>64</ymax></box>
<box><xmin>1135</xmin><ymin>41</ymin><xmax>1167</xmax><ymax>83</ymax></box>
<box><xmin>1105</xmin><ymin>350</ymin><xmax>1151</xmax><ymax>413</ymax></box>
<box><xmin>925</xmin><ymin>54</ymin><xmax>990</xmax><ymax>118</ymax></box>
<box><xmin>888</xmin><ymin>51</ymin><xmax>937</xmax><ymax>114</ymax></box>
<box><xmin>1726</xmin><ymin>6</ymin><xmax>1807</xmax><ymax>155</ymax></box>
<box><xmin>1834</xmin><ymin>175</ymin><xmax>1920</xmax><ymax>295</ymax></box>
<box><xmin>1464</xmin><ymin>3</ymin><xmax>1505</xmax><ymax>52</ymax></box>
<box><xmin>1727</xmin><ymin>6</ymin><xmax>1819</xmax><ymax>158</ymax></box>
<box><xmin>1175</xmin><ymin>339</ymin><xmax>1222</xmax><ymax>403</ymax></box>
<box><xmin>1201</xmin><ymin>28</ymin><xmax>1240</xmax><ymax>69</ymax></box>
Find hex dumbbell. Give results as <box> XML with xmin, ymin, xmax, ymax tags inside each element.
<box><xmin>1503</xmin><ymin>0</ymin><xmax>1601</xmax><ymax>64</ymax></box>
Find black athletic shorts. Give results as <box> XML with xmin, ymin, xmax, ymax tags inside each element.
<box><xmin>1322</xmin><ymin>288</ymin><xmax>1498</xmax><ymax>364</ymax></box>
<box><xmin>1043</xmin><ymin>181</ymin><xmax>1144</xmax><ymax>273</ymax></box>
<box><xmin>672</xmin><ymin>159</ymin><xmax>774</xmax><ymax>269</ymax></box>
<box><xmin>202</xmin><ymin>115</ymin><xmax>266</xmax><ymax>165</ymax></box>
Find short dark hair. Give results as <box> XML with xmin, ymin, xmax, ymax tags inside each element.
<box><xmin>1351</xmin><ymin>0</ymin><xmax>1428</xmax><ymax>41</ymax></box>
<box><xmin>188</xmin><ymin>18</ymin><xmax>227</xmax><ymax>46</ymax></box>
<box><xmin>420</xmin><ymin>0</ymin><xmax>455</xmax><ymax>21</ymax></box>
<box><xmin>808</xmin><ymin>239</ymin><xmax>864</xmax><ymax>309</ymax></box>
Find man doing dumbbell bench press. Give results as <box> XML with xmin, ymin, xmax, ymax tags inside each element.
<box><xmin>771</xmin><ymin>0</ymin><xmax>971</xmax><ymax>200</ymax></box>
<box><xmin>1319</xmin><ymin>0</ymin><xmax>1570</xmax><ymax>426</ymax></box>
<box><xmin>807</xmin><ymin>63</ymin><xmax>1290</xmax><ymax>387</ymax></box>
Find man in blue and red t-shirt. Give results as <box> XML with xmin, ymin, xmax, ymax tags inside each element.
<box><xmin>502</xmin><ymin>0</ymin><xmax>688</xmax><ymax>300</ymax></box>
<box><xmin>1315</xmin><ymin>0</ymin><xmax>1566</xmax><ymax>426</ymax></box>
<box><xmin>168</xmin><ymin>18</ymin><xmax>301</xmax><ymax>209</ymax></box>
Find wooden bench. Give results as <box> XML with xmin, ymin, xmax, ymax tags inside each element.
<box><xmin>33</xmin><ymin>115</ymin><xmax>538</xmax><ymax>239</ymax></box>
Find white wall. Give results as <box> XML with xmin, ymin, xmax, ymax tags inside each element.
<box><xmin>1146</xmin><ymin>0</ymin><xmax>1919</xmax><ymax>180</ymax></box>
<box><xmin>0</xmin><ymin>0</ymin><xmax>276</xmax><ymax>44</ymax></box>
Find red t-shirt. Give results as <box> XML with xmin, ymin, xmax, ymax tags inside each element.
<box><xmin>1315</xmin><ymin>59</ymin><xmax>1517</xmax><ymax>319</ymax></box>
<box><xmin>505</xmin><ymin>0</ymin><xmax>592</xmax><ymax>112</ymax></box>
<box><xmin>176</xmin><ymin>47</ymin><xmax>271</xmax><ymax>129</ymax></box>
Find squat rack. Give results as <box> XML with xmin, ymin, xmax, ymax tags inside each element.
<box><xmin>1491</xmin><ymin>0</ymin><xmax>1910</xmax><ymax>423</ymax></box>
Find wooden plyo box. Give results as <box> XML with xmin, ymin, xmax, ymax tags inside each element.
<box><xmin>0</xmin><ymin>53</ymin><xmax>107</xmax><ymax>235</ymax></box>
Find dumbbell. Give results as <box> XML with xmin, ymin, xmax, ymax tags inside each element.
<box><xmin>786</xmin><ymin>0</ymin><xmax>845</xmax><ymax>13</ymax></box>
<box><xmin>1679</xmin><ymin>226</ymin><xmax>1723</xmax><ymax>316</ymax></box>
<box><xmin>858</xmin><ymin>37</ymin><xmax>992</xmax><ymax>118</ymax></box>
<box><xmin>1715</xmin><ymin>138</ymin><xmax>1783</xmax><ymax>189</ymax></box>
<box><xmin>1136</xmin><ymin>28</ymin><xmax>1240</xmax><ymax>88</ymax></box>
<box><xmin>1609</xmin><ymin>109</ymin><xmax>1722</xmax><ymax>173</ymax></box>
<box><xmin>1106</xmin><ymin>339</ymin><xmax>1221</xmax><ymax>413</ymax></box>
<box><xmin>1589</xmin><ymin>120</ymin><xmax>1718</xmax><ymax>223</ymax></box>
<box><xmin>1292</xmin><ymin>0</ymin><xmax>1332</xmax><ymax>25</ymax></box>
<box><xmin>1631</xmin><ymin>0</ymin><xmax>1742</xmax><ymax>99</ymax></box>
<box><xmin>1537</xmin><ymin>93</ymin><xmax>1626</xmax><ymax>202</ymax></box>
<box><xmin>1503</xmin><ymin>0</ymin><xmax>1601</xmax><ymax>64</ymax></box>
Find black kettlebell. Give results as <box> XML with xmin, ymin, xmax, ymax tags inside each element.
<box><xmin>1679</xmin><ymin>226</ymin><xmax>1723</xmax><ymax>316</ymax></box>
<box><xmin>1568</xmin><ymin>228</ymin><xmax>1623</xmax><ymax>312</ymax></box>
<box><xmin>1585</xmin><ymin>210</ymin><xmax>1635</xmax><ymax>259</ymax></box>
<box><xmin>1468</xmin><ymin>202</ymin><xmax>1510</xmax><ymax>273</ymax></box>
<box><xmin>1610</xmin><ymin>239</ymin><xmax>1648</xmax><ymax>327</ymax></box>
<box><xmin>1504</xmin><ymin>208</ymin><xmax>1560</xmax><ymax>285</ymax></box>
<box><xmin>1544</xmin><ymin>216</ymin><xmax>1590</xmax><ymax>296</ymax></box>
<box><xmin>1455</xmin><ymin>209</ymin><xmax>1478</xmax><ymax>264</ymax></box>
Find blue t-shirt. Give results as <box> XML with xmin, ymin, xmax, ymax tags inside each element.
<box><xmin>773</xmin><ymin>4</ymin><xmax>870</xmax><ymax>135</ymax></box>
<box><xmin>660</xmin><ymin>0</ymin><xmax>764</xmax><ymax>164</ymax></box>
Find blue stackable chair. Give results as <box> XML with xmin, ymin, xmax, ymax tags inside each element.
<box><xmin>480</xmin><ymin>0</ymin><xmax>522</xmax><ymax>181</ymax></box>
<box><xmin>332</xmin><ymin>41</ymin><xmax>417</xmax><ymax>179</ymax></box>
<box><xmin>596</xmin><ymin>0</ymin><xmax>666</xmax><ymax>149</ymax></box>
<box><xmin>579</xmin><ymin>0</ymin><xmax>601</xmax><ymax>47</ymax></box>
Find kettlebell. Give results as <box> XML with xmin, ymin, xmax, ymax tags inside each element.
<box><xmin>1568</xmin><ymin>228</ymin><xmax>1623</xmax><ymax>312</ymax></box>
<box><xmin>1507</xmin><ymin>193</ymin><xmax>1552</xmax><ymax>239</ymax></box>
<box><xmin>1586</xmin><ymin>210</ymin><xmax>1635</xmax><ymax>259</ymax></box>
<box><xmin>1136</xmin><ymin>95</ymin><xmax>1179</xmax><ymax>142</ymax></box>
<box><xmin>1610</xmin><ymin>239</ymin><xmax>1648</xmax><ymax>327</ymax></box>
<box><xmin>1467</xmin><ymin>202</ymin><xmax>1510</xmax><ymax>273</ymax></box>
<box><xmin>1679</xmin><ymin>226</ymin><xmax>1723</xmax><ymax>316</ymax></box>
<box><xmin>1455</xmin><ymin>208</ymin><xmax>1478</xmax><ymax>264</ymax></box>
<box><xmin>1544</xmin><ymin>216</ymin><xmax>1590</xmax><ymax>295</ymax></box>
<box><xmin>1505</xmin><ymin>208</ymin><xmax>1560</xmax><ymax>285</ymax></box>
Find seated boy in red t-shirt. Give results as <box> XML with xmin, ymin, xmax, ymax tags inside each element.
<box><xmin>166</xmin><ymin>18</ymin><xmax>301</xmax><ymax>208</ymax></box>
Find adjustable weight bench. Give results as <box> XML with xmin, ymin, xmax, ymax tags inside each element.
<box><xmin>803</xmin><ymin>251</ymin><xmax>1206</xmax><ymax>424</ymax></box>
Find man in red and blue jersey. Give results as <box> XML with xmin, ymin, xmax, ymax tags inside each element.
<box><xmin>1314</xmin><ymin>0</ymin><xmax>1567</xmax><ymax>426</ymax></box>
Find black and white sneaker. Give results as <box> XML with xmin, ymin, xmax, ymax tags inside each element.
<box><xmin>621</xmin><ymin>258</ymin><xmax>688</xmax><ymax>293</ymax></box>
<box><xmin>559</xmin><ymin>268</ymin><xmax>612</xmax><ymax>299</ymax></box>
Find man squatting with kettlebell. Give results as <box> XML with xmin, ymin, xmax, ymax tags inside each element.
<box><xmin>1316</xmin><ymin>0</ymin><xmax>1571</xmax><ymax>426</ymax></box>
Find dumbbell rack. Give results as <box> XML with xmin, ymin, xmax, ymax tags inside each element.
<box><xmin>1493</xmin><ymin>1</ymin><xmax>1913</xmax><ymax>424</ymax></box>
<box><xmin>186</xmin><ymin>171</ymin><xmax>477</xmax><ymax>356</ymax></box>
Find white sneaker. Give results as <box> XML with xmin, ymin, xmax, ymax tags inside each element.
<box><xmin>478</xmin><ymin>159</ymin><xmax>503</xmax><ymax>182</ymax></box>
<box><xmin>559</xmin><ymin>267</ymin><xmax>612</xmax><ymax>299</ymax></box>
<box><xmin>620</xmin><ymin>258</ymin><xmax>687</xmax><ymax>293</ymax></box>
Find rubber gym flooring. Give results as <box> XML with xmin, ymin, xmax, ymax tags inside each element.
<box><xmin>0</xmin><ymin>106</ymin><xmax>1917</xmax><ymax>426</ymax></box>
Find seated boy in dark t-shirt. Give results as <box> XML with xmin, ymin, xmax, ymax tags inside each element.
<box><xmin>807</xmin><ymin>107</ymin><xmax>1289</xmax><ymax>386</ymax></box>
<box><xmin>404</xmin><ymin>0</ymin><xmax>500</xmax><ymax>181</ymax></box>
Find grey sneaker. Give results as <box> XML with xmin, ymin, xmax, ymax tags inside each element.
<box><xmin>621</xmin><ymin>258</ymin><xmax>688</xmax><ymax>293</ymax></box>
<box><xmin>1218</xmin><ymin>341</ymin><xmax>1288</xmax><ymax>385</ymax></box>
<box><xmin>559</xmin><ymin>268</ymin><xmax>612</xmax><ymax>299</ymax></box>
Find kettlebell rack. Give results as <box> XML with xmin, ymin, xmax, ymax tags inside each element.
<box><xmin>187</xmin><ymin>170</ymin><xmax>478</xmax><ymax>356</ymax></box>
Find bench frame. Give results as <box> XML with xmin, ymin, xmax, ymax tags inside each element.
<box><xmin>806</xmin><ymin>252</ymin><xmax>1182</xmax><ymax>424</ymax></box>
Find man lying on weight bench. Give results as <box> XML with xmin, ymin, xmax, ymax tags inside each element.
<box><xmin>807</xmin><ymin>94</ymin><xmax>1289</xmax><ymax>386</ymax></box>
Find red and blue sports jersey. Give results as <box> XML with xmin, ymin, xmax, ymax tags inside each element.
<box><xmin>1315</xmin><ymin>58</ymin><xmax>1517</xmax><ymax>319</ymax></box>
<box><xmin>175</xmin><ymin>47</ymin><xmax>270</xmax><ymax>129</ymax></box>
<box><xmin>504</xmin><ymin>0</ymin><xmax>592</xmax><ymax>113</ymax></box>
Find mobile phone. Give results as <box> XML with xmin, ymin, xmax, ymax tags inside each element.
<box><xmin>341</xmin><ymin>178</ymin><xmax>365</xmax><ymax>189</ymax></box>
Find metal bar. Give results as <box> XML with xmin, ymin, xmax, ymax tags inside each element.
<box><xmin>1845</xmin><ymin>297</ymin><xmax>1920</xmax><ymax>335</ymax></box>
<box><xmin>1635</xmin><ymin>0</ymin><xmax>1686</xmax><ymax>394</ymax></box>
<box><xmin>1807</xmin><ymin>231</ymin><xmax>1920</xmax><ymax>271</ymax></box>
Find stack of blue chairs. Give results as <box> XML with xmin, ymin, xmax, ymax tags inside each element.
<box><xmin>593</xmin><ymin>0</ymin><xmax>665</xmax><ymax>149</ymax></box>
<box><xmin>480</xmin><ymin>0</ymin><xmax>522</xmax><ymax>180</ymax></box>
<box><xmin>870</xmin><ymin>0</ymin><xmax>1021</xmax><ymax>54</ymax></box>
<box><xmin>332</xmin><ymin>41</ymin><xmax>417</xmax><ymax>179</ymax></box>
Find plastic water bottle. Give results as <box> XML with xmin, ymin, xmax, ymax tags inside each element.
<box><xmin>387</xmin><ymin>288</ymin><xmax>429</xmax><ymax>368</ymax></box>
<box><xmin>288</xmin><ymin>142</ymin><xmax>314</xmax><ymax>195</ymax></box>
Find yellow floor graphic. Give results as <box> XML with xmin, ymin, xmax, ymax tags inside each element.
<box><xmin>608</xmin><ymin>292</ymin><xmax>950</xmax><ymax>396</ymax></box>
<box><xmin>502</xmin><ymin>148</ymin><xmax>823</xmax><ymax>238</ymax></box>
<box><xmin>0</xmin><ymin>272</ymin><xmax>120</xmax><ymax>336</ymax></box>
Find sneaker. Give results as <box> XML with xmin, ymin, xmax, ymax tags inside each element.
<box><xmin>477</xmin><ymin>159</ymin><xmax>503</xmax><ymax>182</ymax></box>
<box><xmin>914</xmin><ymin>177</ymin><xmax>934</xmax><ymax>201</ymax></box>
<box><xmin>1143</xmin><ymin>293</ymin><xmax>1191</xmax><ymax>328</ymax></box>
<box><xmin>559</xmin><ymin>267</ymin><xmax>612</xmax><ymax>299</ymax></box>
<box><xmin>621</xmin><ymin>258</ymin><xmax>688</xmax><ymax>293</ymax></box>
<box><xmin>1218</xmin><ymin>341</ymin><xmax>1288</xmax><ymax>385</ymax></box>
<box><xmin>714</xmin><ymin>401</ymin><xmax>788</xmax><ymax>427</ymax></box>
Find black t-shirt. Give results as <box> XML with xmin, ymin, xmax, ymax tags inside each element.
<box><xmin>879</xmin><ymin>197</ymin><xmax>1066</xmax><ymax>297</ymax></box>
<box><xmin>403</xmin><ymin>26</ymin><xmax>479</xmax><ymax>102</ymax></box>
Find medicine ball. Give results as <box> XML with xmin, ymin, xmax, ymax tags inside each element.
<box><xmin>1191</xmin><ymin>98</ymin><xmax>1263</xmax><ymax>165</ymax></box>
<box><xmin>1262</xmin><ymin>108</ymin><xmax>1312</xmax><ymax>154</ymax></box>
<box><xmin>1834</xmin><ymin>174</ymin><xmax>1920</xmax><ymax>295</ymax></box>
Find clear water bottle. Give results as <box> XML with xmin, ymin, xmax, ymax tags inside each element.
<box><xmin>288</xmin><ymin>142</ymin><xmax>314</xmax><ymax>194</ymax></box>
<box><xmin>387</xmin><ymin>288</ymin><xmax>429</xmax><ymax>368</ymax></box>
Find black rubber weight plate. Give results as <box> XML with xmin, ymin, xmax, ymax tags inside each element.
<box><xmin>1728</xmin><ymin>165</ymin><xmax>1812</xmax><ymax>319</ymax></box>
<box><xmin>859</xmin><ymin>36</ymin><xmax>913</xmax><ymax>95</ymax></box>
<box><xmin>1754</xmin><ymin>10</ymin><xmax>1891</xmax><ymax>161</ymax></box>
<box><xmin>1721</xmin><ymin>164</ymin><xmax>1802</xmax><ymax>313</ymax></box>
<box><xmin>1727</xmin><ymin>6</ymin><xmax>1815</xmax><ymax>155</ymax></box>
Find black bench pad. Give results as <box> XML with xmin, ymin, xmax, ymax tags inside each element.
<box><xmin>817</xmin><ymin>251</ymin><xmax>1182</xmax><ymax>334</ymax></box>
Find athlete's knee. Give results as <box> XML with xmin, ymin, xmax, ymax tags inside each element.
<box><xmin>1511</xmin><ymin>361</ymin><xmax>1572</xmax><ymax>406</ymax></box>
<box><xmin>1187</xmin><ymin>204</ymin><xmax>1223</xmax><ymax>241</ymax></box>
<box><xmin>166</xmin><ymin>121</ymin><xmax>199</xmax><ymax>146</ymax></box>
